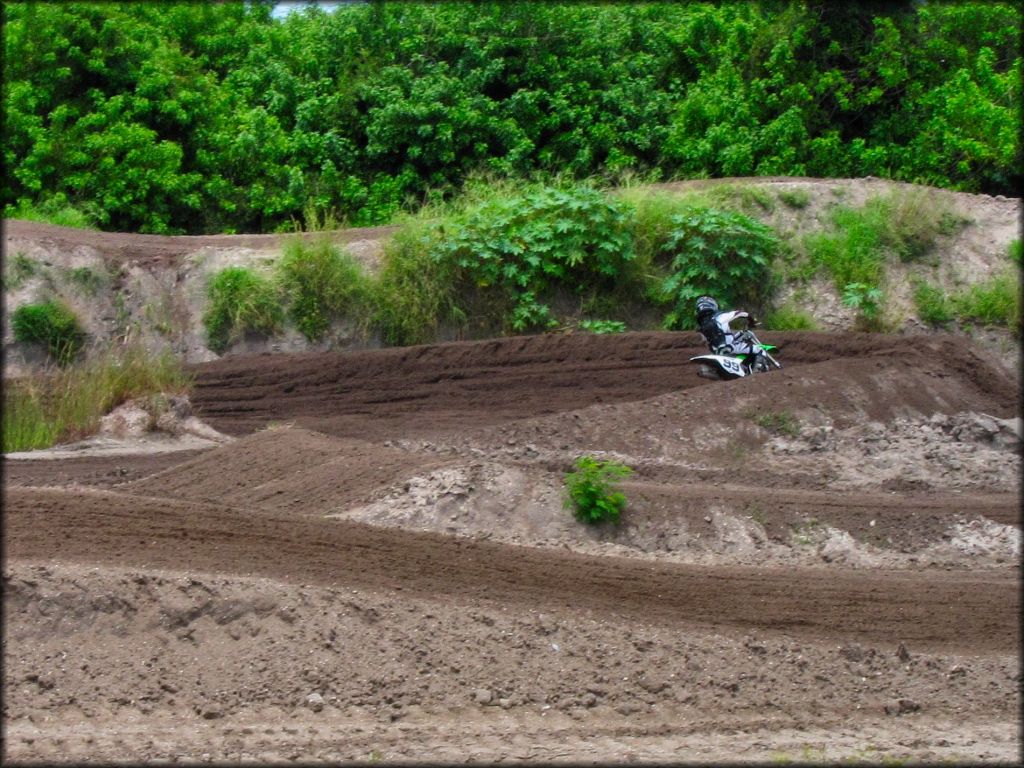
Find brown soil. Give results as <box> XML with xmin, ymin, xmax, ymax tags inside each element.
<box><xmin>4</xmin><ymin>328</ymin><xmax>1021</xmax><ymax>763</ymax></box>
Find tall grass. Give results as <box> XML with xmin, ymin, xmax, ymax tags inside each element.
<box><xmin>202</xmin><ymin>266</ymin><xmax>283</xmax><ymax>353</ymax></box>
<box><xmin>372</xmin><ymin>211</ymin><xmax>461</xmax><ymax>346</ymax></box>
<box><xmin>952</xmin><ymin>269</ymin><xmax>1020</xmax><ymax>329</ymax></box>
<box><xmin>765</xmin><ymin>304</ymin><xmax>819</xmax><ymax>330</ymax></box>
<box><xmin>912</xmin><ymin>280</ymin><xmax>954</xmax><ymax>327</ymax></box>
<box><xmin>801</xmin><ymin>190</ymin><xmax>964</xmax><ymax>291</ymax></box>
<box><xmin>277</xmin><ymin>238</ymin><xmax>374</xmax><ymax>341</ymax></box>
<box><xmin>3</xmin><ymin>344</ymin><xmax>192</xmax><ymax>453</ymax></box>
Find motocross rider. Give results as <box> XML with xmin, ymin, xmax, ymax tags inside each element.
<box><xmin>694</xmin><ymin>295</ymin><xmax>765</xmax><ymax>370</ymax></box>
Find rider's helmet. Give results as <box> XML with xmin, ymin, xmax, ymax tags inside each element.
<box><xmin>695</xmin><ymin>295</ymin><xmax>719</xmax><ymax>323</ymax></box>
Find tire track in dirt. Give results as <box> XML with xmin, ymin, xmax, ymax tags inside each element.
<box><xmin>5</xmin><ymin>486</ymin><xmax>1017</xmax><ymax>653</ymax></box>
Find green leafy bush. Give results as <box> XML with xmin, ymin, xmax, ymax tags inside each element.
<box><xmin>564</xmin><ymin>456</ymin><xmax>633</xmax><ymax>525</ymax></box>
<box><xmin>11</xmin><ymin>301</ymin><xmax>86</xmax><ymax>365</ymax></box>
<box><xmin>203</xmin><ymin>267</ymin><xmax>283</xmax><ymax>353</ymax></box>
<box><xmin>2</xmin><ymin>3</ymin><xmax>1019</xmax><ymax>234</ymax></box>
<box><xmin>660</xmin><ymin>207</ymin><xmax>781</xmax><ymax>329</ymax></box>
<box><xmin>432</xmin><ymin>185</ymin><xmax>635</xmax><ymax>332</ymax></box>
<box><xmin>277</xmin><ymin>239</ymin><xmax>373</xmax><ymax>342</ymax></box>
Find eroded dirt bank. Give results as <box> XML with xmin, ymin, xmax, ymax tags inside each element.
<box><xmin>3</xmin><ymin>329</ymin><xmax>1020</xmax><ymax>763</ymax></box>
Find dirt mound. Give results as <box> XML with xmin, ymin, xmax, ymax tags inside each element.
<box><xmin>4</xmin><ymin>328</ymin><xmax>1020</xmax><ymax>763</ymax></box>
<box><xmin>126</xmin><ymin>426</ymin><xmax>447</xmax><ymax>515</ymax></box>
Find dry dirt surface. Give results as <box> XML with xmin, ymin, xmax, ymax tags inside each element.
<box><xmin>3</xmin><ymin>330</ymin><xmax>1021</xmax><ymax>764</ymax></box>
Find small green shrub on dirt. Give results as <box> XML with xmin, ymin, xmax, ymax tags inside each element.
<box><xmin>277</xmin><ymin>238</ymin><xmax>373</xmax><ymax>342</ymax></box>
<box><xmin>912</xmin><ymin>280</ymin><xmax>954</xmax><ymax>327</ymax></box>
<box><xmin>11</xmin><ymin>300</ymin><xmax>86</xmax><ymax>365</ymax></box>
<box><xmin>578</xmin><ymin>319</ymin><xmax>627</xmax><ymax>334</ymax></box>
<box><xmin>842</xmin><ymin>282</ymin><xmax>886</xmax><ymax>332</ymax></box>
<box><xmin>3</xmin><ymin>343</ymin><xmax>191</xmax><ymax>452</ymax></box>
<box><xmin>764</xmin><ymin>304</ymin><xmax>818</xmax><ymax>330</ymax></box>
<box><xmin>1008</xmin><ymin>239</ymin><xmax>1021</xmax><ymax>265</ymax></box>
<box><xmin>203</xmin><ymin>266</ymin><xmax>283</xmax><ymax>353</ymax></box>
<box><xmin>951</xmin><ymin>269</ymin><xmax>1020</xmax><ymax>329</ymax></box>
<box><xmin>432</xmin><ymin>184</ymin><xmax>636</xmax><ymax>332</ymax></box>
<box><xmin>713</xmin><ymin>183</ymin><xmax>775</xmax><ymax>213</ymax></box>
<box><xmin>659</xmin><ymin>207</ymin><xmax>781</xmax><ymax>329</ymax></box>
<box><xmin>564</xmin><ymin>455</ymin><xmax>633</xmax><ymax>525</ymax></box>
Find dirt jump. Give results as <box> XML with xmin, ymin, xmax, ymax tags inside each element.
<box><xmin>4</xmin><ymin>329</ymin><xmax>1021</xmax><ymax>763</ymax></box>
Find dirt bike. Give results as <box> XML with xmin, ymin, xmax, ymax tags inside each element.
<box><xmin>690</xmin><ymin>322</ymin><xmax>782</xmax><ymax>380</ymax></box>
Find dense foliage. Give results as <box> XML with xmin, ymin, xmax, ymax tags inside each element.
<box><xmin>3</xmin><ymin>2</ymin><xmax>1020</xmax><ymax>234</ymax></box>
<box><xmin>659</xmin><ymin>208</ymin><xmax>780</xmax><ymax>329</ymax></box>
<box><xmin>434</xmin><ymin>185</ymin><xmax>635</xmax><ymax>331</ymax></box>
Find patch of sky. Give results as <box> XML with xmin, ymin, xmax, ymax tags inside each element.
<box><xmin>272</xmin><ymin>2</ymin><xmax>344</xmax><ymax>20</ymax></box>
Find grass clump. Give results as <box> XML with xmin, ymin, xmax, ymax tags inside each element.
<box><xmin>951</xmin><ymin>269</ymin><xmax>1020</xmax><ymax>329</ymax></box>
<box><xmin>1009</xmin><ymin>239</ymin><xmax>1021</xmax><ymax>265</ymax></box>
<box><xmin>751</xmin><ymin>409</ymin><xmax>800</xmax><ymax>437</ymax></box>
<box><xmin>764</xmin><ymin>304</ymin><xmax>818</xmax><ymax>330</ymax></box>
<box><xmin>564</xmin><ymin>455</ymin><xmax>633</xmax><ymax>525</ymax></box>
<box><xmin>777</xmin><ymin>188</ymin><xmax>811</xmax><ymax>209</ymax></box>
<box><xmin>277</xmin><ymin>238</ymin><xmax>373</xmax><ymax>342</ymax></box>
<box><xmin>11</xmin><ymin>300</ymin><xmax>86</xmax><ymax>365</ymax></box>
<box><xmin>64</xmin><ymin>266</ymin><xmax>106</xmax><ymax>295</ymax></box>
<box><xmin>3</xmin><ymin>343</ymin><xmax>191</xmax><ymax>453</ymax></box>
<box><xmin>203</xmin><ymin>266</ymin><xmax>283</xmax><ymax>353</ymax></box>
<box><xmin>4</xmin><ymin>252</ymin><xmax>38</xmax><ymax>289</ymax></box>
<box><xmin>912</xmin><ymin>280</ymin><xmax>954</xmax><ymax>327</ymax></box>
<box><xmin>373</xmin><ymin>211</ymin><xmax>461</xmax><ymax>346</ymax></box>
<box><xmin>578</xmin><ymin>319</ymin><xmax>627</xmax><ymax>334</ymax></box>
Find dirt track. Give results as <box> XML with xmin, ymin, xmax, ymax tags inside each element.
<box><xmin>4</xmin><ymin>329</ymin><xmax>1021</xmax><ymax>763</ymax></box>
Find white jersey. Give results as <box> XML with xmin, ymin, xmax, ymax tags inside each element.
<box><xmin>713</xmin><ymin>310</ymin><xmax>754</xmax><ymax>354</ymax></box>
